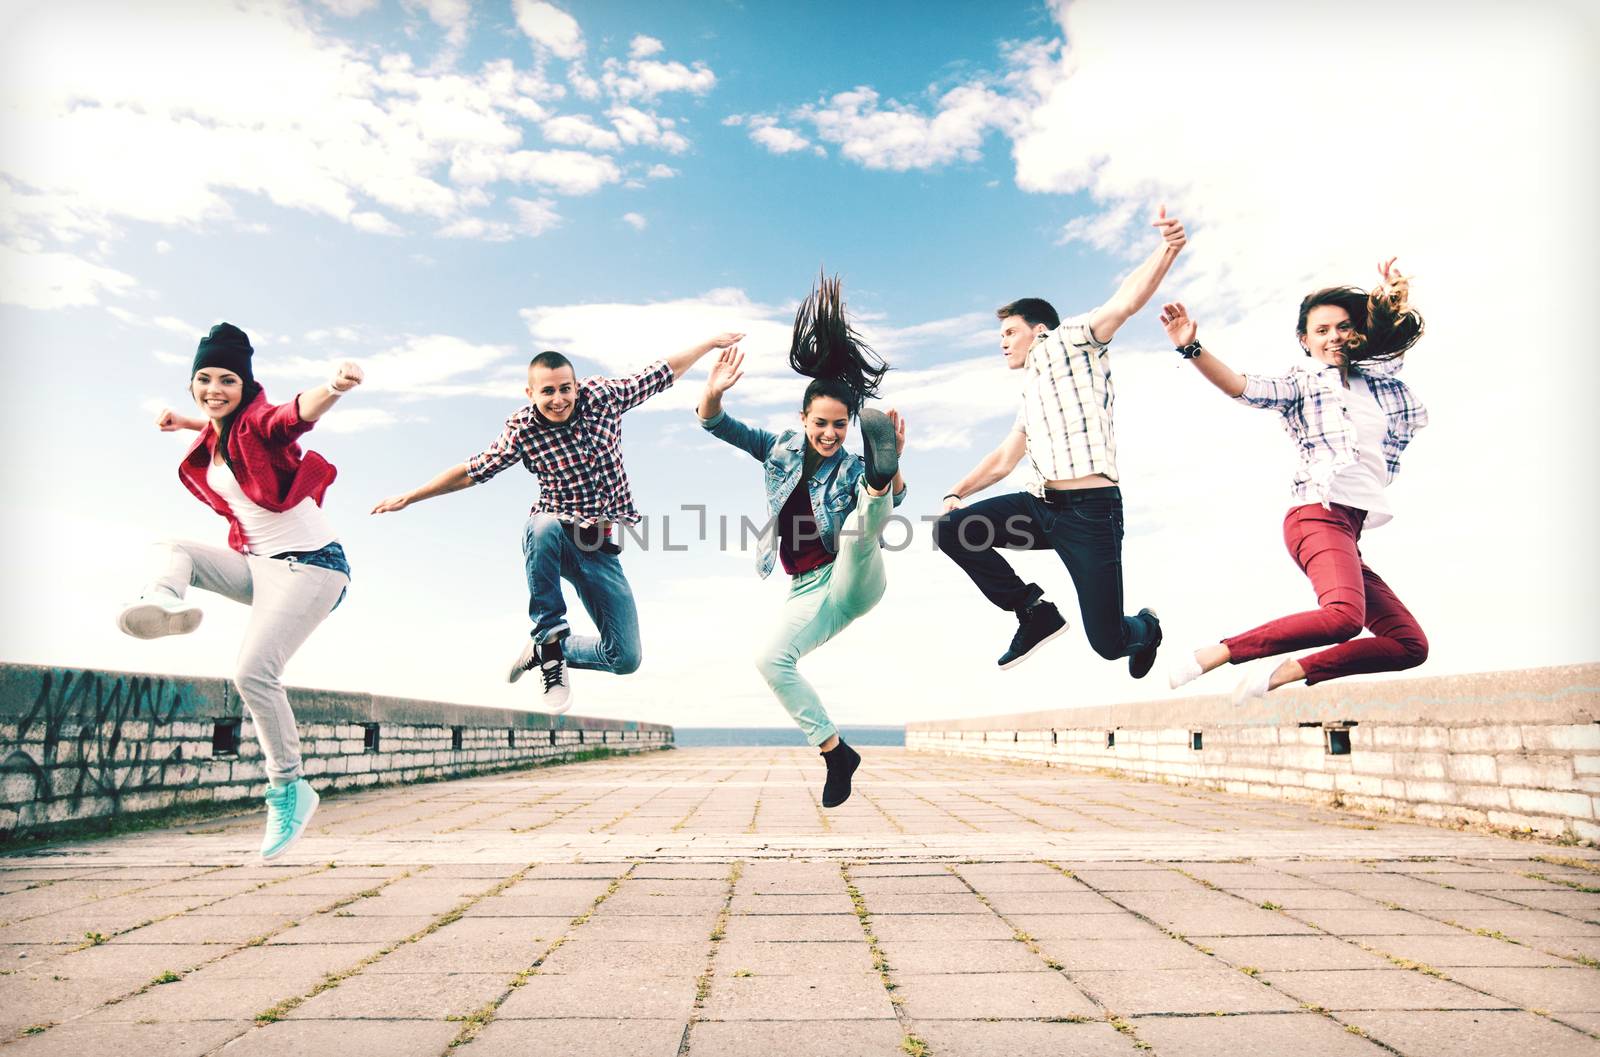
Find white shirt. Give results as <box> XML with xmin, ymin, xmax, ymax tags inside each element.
<box><xmin>1011</xmin><ymin>313</ymin><xmax>1118</xmax><ymax>493</ymax></box>
<box><xmin>206</xmin><ymin>458</ymin><xmax>337</xmax><ymax>556</ymax></box>
<box><xmin>1326</xmin><ymin>373</ymin><xmax>1393</xmax><ymax>527</ymax></box>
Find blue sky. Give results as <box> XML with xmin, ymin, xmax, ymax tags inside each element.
<box><xmin>2</xmin><ymin>0</ymin><xmax>1597</xmax><ymax>730</ymax></box>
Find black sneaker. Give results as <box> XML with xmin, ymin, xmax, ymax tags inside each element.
<box><xmin>821</xmin><ymin>740</ymin><xmax>861</xmax><ymax>808</ymax></box>
<box><xmin>998</xmin><ymin>601</ymin><xmax>1068</xmax><ymax>670</ymax></box>
<box><xmin>857</xmin><ymin>409</ymin><xmax>898</xmax><ymax>491</ymax></box>
<box><xmin>1128</xmin><ymin>608</ymin><xmax>1162</xmax><ymax>679</ymax></box>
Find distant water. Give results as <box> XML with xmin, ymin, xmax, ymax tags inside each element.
<box><xmin>674</xmin><ymin>726</ymin><xmax>904</xmax><ymax>747</ymax></box>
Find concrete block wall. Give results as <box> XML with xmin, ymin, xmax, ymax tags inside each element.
<box><xmin>907</xmin><ymin>663</ymin><xmax>1600</xmax><ymax>844</ymax></box>
<box><xmin>0</xmin><ymin>663</ymin><xmax>672</xmax><ymax>838</ymax></box>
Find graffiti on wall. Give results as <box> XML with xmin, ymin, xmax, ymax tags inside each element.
<box><xmin>1</xmin><ymin>668</ymin><xmax>208</xmax><ymax>820</ymax></box>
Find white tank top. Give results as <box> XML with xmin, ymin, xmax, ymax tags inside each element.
<box><xmin>1326</xmin><ymin>374</ymin><xmax>1393</xmax><ymax>527</ymax></box>
<box><xmin>207</xmin><ymin>458</ymin><xmax>337</xmax><ymax>555</ymax></box>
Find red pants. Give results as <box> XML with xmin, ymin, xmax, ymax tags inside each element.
<box><xmin>1224</xmin><ymin>503</ymin><xmax>1428</xmax><ymax>685</ymax></box>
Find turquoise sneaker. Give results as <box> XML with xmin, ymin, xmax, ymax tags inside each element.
<box><xmin>260</xmin><ymin>779</ymin><xmax>320</xmax><ymax>861</ymax></box>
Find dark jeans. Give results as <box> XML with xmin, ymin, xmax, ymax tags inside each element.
<box><xmin>933</xmin><ymin>487</ymin><xmax>1156</xmax><ymax>661</ymax></box>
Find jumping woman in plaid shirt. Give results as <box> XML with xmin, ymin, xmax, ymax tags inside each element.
<box><xmin>117</xmin><ymin>323</ymin><xmax>364</xmax><ymax>860</ymax></box>
<box><xmin>696</xmin><ymin>276</ymin><xmax>907</xmax><ymax>809</ymax></box>
<box><xmin>371</xmin><ymin>334</ymin><xmax>742</xmax><ymax>713</ymax></box>
<box><xmin>1163</xmin><ymin>259</ymin><xmax>1429</xmax><ymax>702</ymax></box>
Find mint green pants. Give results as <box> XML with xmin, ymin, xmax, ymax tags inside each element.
<box><xmin>755</xmin><ymin>483</ymin><xmax>892</xmax><ymax>746</ymax></box>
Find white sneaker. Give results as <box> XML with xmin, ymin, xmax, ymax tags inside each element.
<box><xmin>1168</xmin><ymin>650</ymin><xmax>1205</xmax><ymax>690</ymax></box>
<box><xmin>508</xmin><ymin>638</ymin><xmax>539</xmax><ymax>684</ymax></box>
<box><xmin>1231</xmin><ymin>663</ymin><xmax>1274</xmax><ymax>706</ymax></box>
<box><xmin>117</xmin><ymin>595</ymin><xmax>203</xmax><ymax>639</ymax></box>
<box><xmin>536</xmin><ymin>642</ymin><xmax>572</xmax><ymax>715</ymax></box>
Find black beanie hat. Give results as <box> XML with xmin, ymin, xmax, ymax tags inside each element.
<box><xmin>192</xmin><ymin>323</ymin><xmax>254</xmax><ymax>388</ymax></box>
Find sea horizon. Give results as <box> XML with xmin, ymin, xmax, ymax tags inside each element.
<box><xmin>672</xmin><ymin>725</ymin><xmax>905</xmax><ymax>748</ymax></box>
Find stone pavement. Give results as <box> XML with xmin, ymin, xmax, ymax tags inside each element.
<box><xmin>3</xmin><ymin>747</ymin><xmax>1599</xmax><ymax>1056</ymax></box>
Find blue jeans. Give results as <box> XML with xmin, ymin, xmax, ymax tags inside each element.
<box><xmin>522</xmin><ymin>514</ymin><xmax>642</xmax><ymax>674</ymax></box>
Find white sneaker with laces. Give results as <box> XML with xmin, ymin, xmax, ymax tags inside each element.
<box><xmin>508</xmin><ymin>638</ymin><xmax>539</xmax><ymax>684</ymax></box>
<box><xmin>538</xmin><ymin>650</ymin><xmax>572</xmax><ymax>715</ymax></box>
<box><xmin>117</xmin><ymin>594</ymin><xmax>203</xmax><ymax>639</ymax></box>
<box><xmin>1231</xmin><ymin>663</ymin><xmax>1274</xmax><ymax>706</ymax></box>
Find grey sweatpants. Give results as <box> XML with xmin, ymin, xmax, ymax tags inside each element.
<box><xmin>150</xmin><ymin>540</ymin><xmax>347</xmax><ymax>785</ymax></box>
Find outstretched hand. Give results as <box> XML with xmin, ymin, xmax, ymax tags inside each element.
<box><xmin>707</xmin><ymin>332</ymin><xmax>745</xmax><ymax>351</ymax></box>
<box><xmin>1152</xmin><ymin>204</ymin><xmax>1186</xmax><ymax>253</ymax></box>
<box><xmin>705</xmin><ymin>346</ymin><xmax>744</xmax><ymax>396</ymax></box>
<box><xmin>370</xmin><ymin>494</ymin><xmax>410</xmax><ymax>515</ymax></box>
<box><xmin>1158</xmin><ymin>302</ymin><xmax>1197</xmax><ymax>346</ymax></box>
<box><xmin>886</xmin><ymin>408</ymin><xmax>907</xmax><ymax>455</ymax></box>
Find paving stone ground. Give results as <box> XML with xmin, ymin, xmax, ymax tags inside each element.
<box><xmin>3</xmin><ymin>747</ymin><xmax>1599</xmax><ymax>1056</ymax></box>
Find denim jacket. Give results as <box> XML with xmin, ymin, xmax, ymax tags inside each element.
<box><xmin>700</xmin><ymin>408</ymin><xmax>907</xmax><ymax>579</ymax></box>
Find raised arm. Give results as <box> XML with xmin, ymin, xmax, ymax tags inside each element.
<box><xmin>1086</xmin><ymin>206</ymin><xmax>1187</xmax><ymax>344</ymax></box>
<box><xmin>297</xmin><ymin>361</ymin><xmax>365</xmax><ymax>422</ymax></box>
<box><xmin>667</xmin><ymin>331</ymin><xmax>745</xmax><ymax>381</ymax></box>
<box><xmin>156</xmin><ymin>408</ymin><xmax>207</xmax><ymax>432</ymax></box>
<box><xmin>696</xmin><ymin>345</ymin><xmax>744</xmax><ymax>421</ymax></box>
<box><xmin>1158</xmin><ymin>302</ymin><xmax>1246</xmax><ymax>398</ymax></box>
<box><xmin>942</xmin><ymin>428</ymin><xmax>1027</xmax><ymax>512</ymax></box>
<box><xmin>697</xmin><ymin>345</ymin><xmax>779</xmax><ymax>461</ymax></box>
<box><xmin>370</xmin><ymin>463</ymin><xmax>475</xmax><ymax>514</ymax></box>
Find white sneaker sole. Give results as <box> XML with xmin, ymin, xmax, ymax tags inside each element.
<box><xmin>998</xmin><ymin>623</ymin><xmax>1070</xmax><ymax>671</ymax></box>
<box><xmin>540</xmin><ymin>685</ymin><xmax>572</xmax><ymax>716</ymax></box>
<box><xmin>118</xmin><ymin>602</ymin><xmax>203</xmax><ymax>640</ymax></box>
<box><xmin>261</xmin><ymin>785</ymin><xmax>320</xmax><ymax>861</ymax></box>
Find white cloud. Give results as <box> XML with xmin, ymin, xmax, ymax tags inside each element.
<box><xmin>799</xmin><ymin>83</ymin><xmax>1022</xmax><ymax>171</ymax></box>
<box><xmin>510</xmin><ymin>196</ymin><xmax>561</xmax><ymax>236</ymax></box>
<box><xmin>154</xmin><ymin>240</ymin><xmax>172</xmax><ymax>254</ymax></box>
<box><xmin>313</xmin><ymin>0</ymin><xmax>380</xmax><ymax>15</ymax></box>
<box><xmin>608</xmin><ymin>106</ymin><xmax>690</xmax><ymax>153</ymax></box>
<box><xmin>451</xmin><ymin>148</ymin><xmax>621</xmax><ymax>195</ymax></box>
<box><xmin>621</xmin><ymin>211</ymin><xmax>647</xmax><ymax>231</ymax></box>
<box><xmin>273</xmin><ymin>333</ymin><xmax>517</xmax><ymax>397</ymax></box>
<box><xmin>541</xmin><ymin>114</ymin><xmax>623</xmax><ymax>151</ymax></box>
<box><xmin>406</xmin><ymin>0</ymin><xmax>471</xmax><ymax>50</ymax></box>
<box><xmin>512</xmin><ymin>0</ymin><xmax>584</xmax><ymax>60</ymax></box>
<box><xmin>313</xmin><ymin>406</ymin><xmax>403</xmax><ymax>433</ymax></box>
<box><xmin>629</xmin><ymin>35</ymin><xmax>664</xmax><ymax>59</ymax></box>
<box><xmin>601</xmin><ymin>57</ymin><xmax>716</xmax><ymax>102</ymax></box>
<box><xmin>749</xmin><ymin>120</ymin><xmax>816</xmax><ymax>156</ymax></box>
<box><xmin>350</xmin><ymin>210</ymin><xmax>403</xmax><ymax>235</ymax></box>
<box><xmin>646</xmin><ymin>164</ymin><xmax>678</xmax><ymax>180</ymax></box>
<box><xmin>0</xmin><ymin>244</ymin><xmax>136</xmax><ymax>309</ymax></box>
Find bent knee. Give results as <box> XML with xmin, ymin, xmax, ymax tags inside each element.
<box><xmin>1398</xmin><ymin>629</ymin><xmax>1429</xmax><ymax>669</ymax></box>
<box><xmin>1321</xmin><ymin>602</ymin><xmax>1365</xmax><ymax>643</ymax></box>
<box><xmin>610</xmin><ymin>648</ymin><xmax>642</xmax><ymax>676</ymax></box>
<box><xmin>754</xmin><ymin>652</ymin><xmax>793</xmax><ymax>685</ymax></box>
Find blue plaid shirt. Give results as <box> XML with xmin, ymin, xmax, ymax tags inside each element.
<box><xmin>1237</xmin><ymin>359</ymin><xmax>1427</xmax><ymax>510</ymax></box>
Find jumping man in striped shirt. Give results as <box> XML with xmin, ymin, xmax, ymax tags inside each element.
<box><xmin>371</xmin><ymin>334</ymin><xmax>743</xmax><ymax>713</ymax></box>
<box><xmin>935</xmin><ymin>207</ymin><xmax>1187</xmax><ymax>675</ymax></box>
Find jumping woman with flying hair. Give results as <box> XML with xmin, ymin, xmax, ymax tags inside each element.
<box><xmin>118</xmin><ymin>323</ymin><xmax>364</xmax><ymax>860</ymax></box>
<box><xmin>697</xmin><ymin>274</ymin><xmax>906</xmax><ymax>808</ymax></box>
<box><xmin>1162</xmin><ymin>259</ymin><xmax>1430</xmax><ymax>703</ymax></box>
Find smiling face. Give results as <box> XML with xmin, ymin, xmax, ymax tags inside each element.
<box><xmin>527</xmin><ymin>363</ymin><xmax>578</xmax><ymax>423</ymax></box>
<box><xmin>800</xmin><ymin>394</ymin><xmax>850</xmax><ymax>459</ymax></box>
<box><xmin>999</xmin><ymin>314</ymin><xmax>1045</xmax><ymax>370</ymax></box>
<box><xmin>191</xmin><ymin>368</ymin><xmax>245</xmax><ymax>422</ymax></box>
<box><xmin>1301</xmin><ymin>304</ymin><xmax>1355</xmax><ymax>368</ymax></box>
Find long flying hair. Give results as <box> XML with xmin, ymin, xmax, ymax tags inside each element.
<box><xmin>789</xmin><ymin>271</ymin><xmax>888</xmax><ymax>416</ymax></box>
<box><xmin>1298</xmin><ymin>273</ymin><xmax>1424</xmax><ymax>378</ymax></box>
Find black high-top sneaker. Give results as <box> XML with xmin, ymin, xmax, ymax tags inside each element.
<box><xmin>821</xmin><ymin>740</ymin><xmax>861</xmax><ymax>808</ymax></box>
<box><xmin>998</xmin><ymin>600</ymin><xmax>1068</xmax><ymax>670</ymax></box>
<box><xmin>1128</xmin><ymin>608</ymin><xmax>1162</xmax><ymax>679</ymax></box>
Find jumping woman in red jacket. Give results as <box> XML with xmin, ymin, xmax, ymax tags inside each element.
<box><xmin>118</xmin><ymin>323</ymin><xmax>364</xmax><ymax>860</ymax></box>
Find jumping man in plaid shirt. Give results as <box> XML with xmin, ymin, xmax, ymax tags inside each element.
<box><xmin>935</xmin><ymin>207</ymin><xmax>1187</xmax><ymax>676</ymax></box>
<box><xmin>372</xmin><ymin>333</ymin><xmax>744</xmax><ymax>712</ymax></box>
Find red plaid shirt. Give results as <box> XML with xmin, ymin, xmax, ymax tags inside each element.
<box><xmin>466</xmin><ymin>361</ymin><xmax>673</xmax><ymax>527</ymax></box>
<box><xmin>178</xmin><ymin>389</ymin><xmax>337</xmax><ymax>553</ymax></box>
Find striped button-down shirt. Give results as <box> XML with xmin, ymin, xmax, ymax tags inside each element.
<box><xmin>466</xmin><ymin>361</ymin><xmax>673</xmax><ymax>527</ymax></box>
<box><xmin>1011</xmin><ymin>313</ymin><xmax>1118</xmax><ymax>490</ymax></box>
<box><xmin>1237</xmin><ymin>359</ymin><xmax>1427</xmax><ymax>516</ymax></box>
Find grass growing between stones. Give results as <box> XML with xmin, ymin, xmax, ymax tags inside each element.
<box><xmin>445</xmin><ymin>862</ymin><xmax>640</xmax><ymax>1050</ymax></box>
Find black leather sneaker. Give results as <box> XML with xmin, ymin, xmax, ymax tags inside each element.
<box><xmin>998</xmin><ymin>601</ymin><xmax>1068</xmax><ymax>670</ymax></box>
<box><xmin>1128</xmin><ymin>608</ymin><xmax>1162</xmax><ymax>679</ymax></box>
<box><xmin>821</xmin><ymin>740</ymin><xmax>861</xmax><ymax>808</ymax></box>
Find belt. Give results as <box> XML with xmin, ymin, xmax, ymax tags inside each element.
<box><xmin>1039</xmin><ymin>484</ymin><xmax>1120</xmax><ymax>507</ymax></box>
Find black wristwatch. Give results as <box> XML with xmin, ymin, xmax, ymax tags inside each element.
<box><xmin>1176</xmin><ymin>341</ymin><xmax>1203</xmax><ymax>360</ymax></box>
